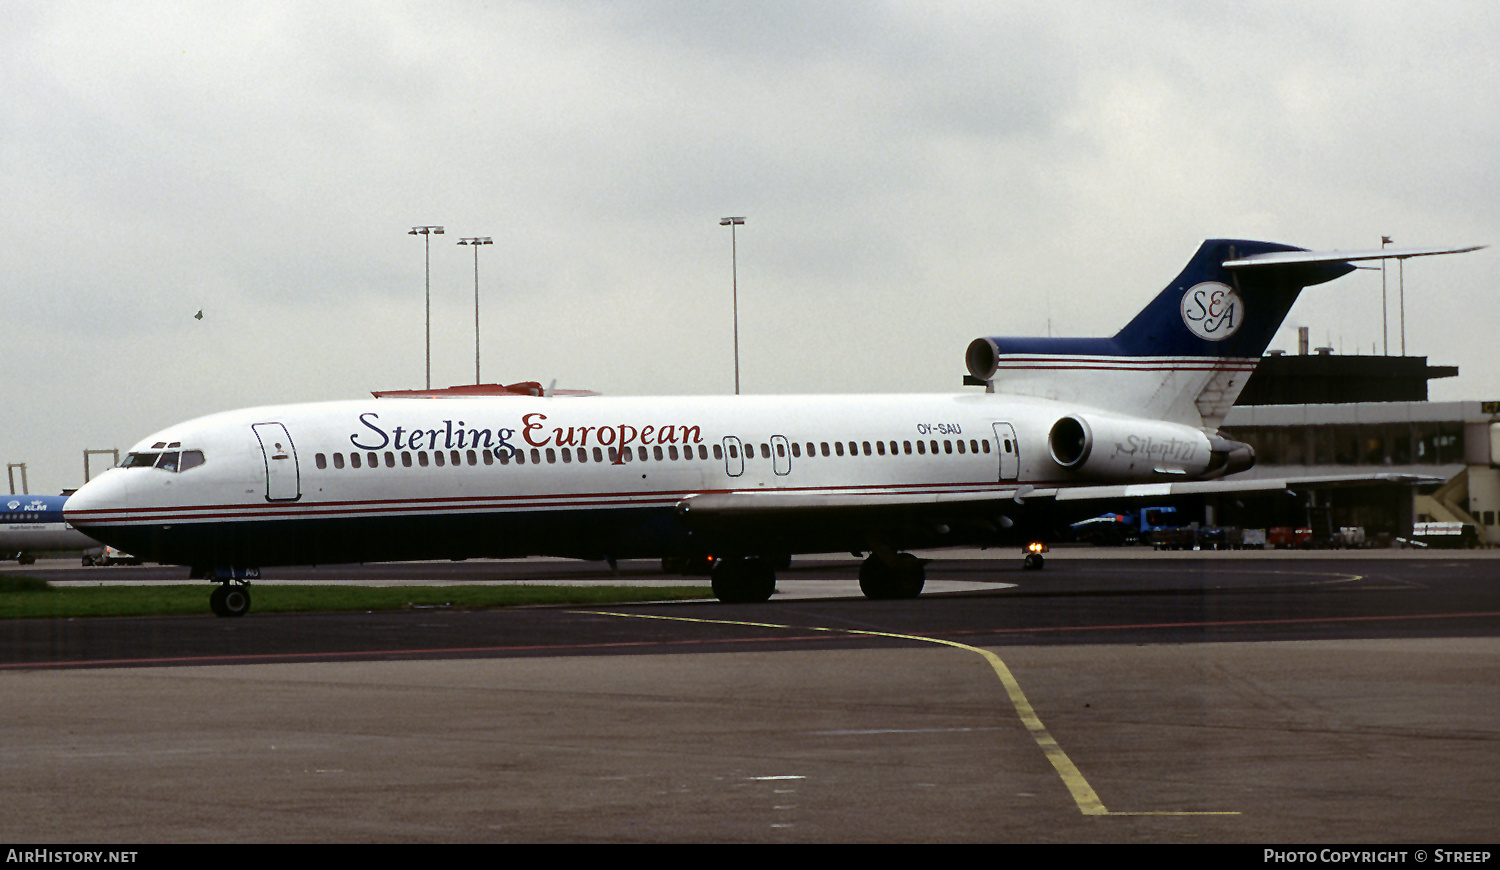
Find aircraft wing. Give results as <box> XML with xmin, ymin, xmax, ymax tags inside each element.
<box><xmin>676</xmin><ymin>473</ymin><xmax>1441</xmax><ymax>519</ymax></box>
<box><xmin>677</xmin><ymin>488</ymin><xmax>1047</xmax><ymax>518</ymax></box>
<box><xmin>1049</xmin><ymin>472</ymin><xmax>1443</xmax><ymax>501</ymax></box>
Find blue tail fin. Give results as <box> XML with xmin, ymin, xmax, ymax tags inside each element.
<box><xmin>1112</xmin><ymin>239</ymin><xmax>1353</xmax><ymax>358</ymax></box>
<box><xmin>965</xmin><ymin>239</ymin><xmax>1356</xmax><ymax>427</ymax></box>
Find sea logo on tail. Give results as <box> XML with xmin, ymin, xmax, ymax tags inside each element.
<box><xmin>1180</xmin><ymin>282</ymin><xmax>1242</xmax><ymax>341</ymax></box>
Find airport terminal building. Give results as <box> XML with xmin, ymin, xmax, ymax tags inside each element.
<box><xmin>1212</xmin><ymin>350</ymin><xmax>1499</xmax><ymax>546</ymax></box>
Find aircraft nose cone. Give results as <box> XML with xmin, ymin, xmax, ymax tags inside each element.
<box><xmin>63</xmin><ymin>470</ymin><xmax>133</xmax><ymax>529</ymax></box>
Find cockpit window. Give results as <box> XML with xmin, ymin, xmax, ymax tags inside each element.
<box><xmin>123</xmin><ymin>449</ymin><xmax>205</xmax><ymax>472</ymax></box>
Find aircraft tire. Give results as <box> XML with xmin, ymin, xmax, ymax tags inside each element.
<box><xmin>711</xmin><ymin>557</ymin><xmax>775</xmax><ymax>603</ymax></box>
<box><xmin>210</xmin><ymin>583</ymin><xmax>251</xmax><ymax>618</ymax></box>
<box><xmin>1023</xmin><ymin>553</ymin><xmax>1045</xmax><ymax>570</ymax></box>
<box><xmin>858</xmin><ymin>553</ymin><xmax>925</xmax><ymax>600</ymax></box>
<box><xmin>893</xmin><ymin>553</ymin><xmax>926</xmax><ymax>598</ymax></box>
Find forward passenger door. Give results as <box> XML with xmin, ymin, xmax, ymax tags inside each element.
<box><xmin>252</xmin><ymin>422</ymin><xmax>302</xmax><ymax>501</ymax></box>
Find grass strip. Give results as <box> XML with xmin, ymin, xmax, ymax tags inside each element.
<box><xmin>0</xmin><ymin>578</ymin><xmax>711</xmax><ymax>619</ymax></box>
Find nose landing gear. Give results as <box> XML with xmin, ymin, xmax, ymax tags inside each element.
<box><xmin>209</xmin><ymin>581</ymin><xmax>252</xmax><ymax>618</ymax></box>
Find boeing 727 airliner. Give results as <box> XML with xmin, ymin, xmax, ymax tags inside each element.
<box><xmin>64</xmin><ymin>239</ymin><xmax>1481</xmax><ymax>616</ymax></box>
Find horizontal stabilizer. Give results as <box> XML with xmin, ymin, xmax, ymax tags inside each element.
<box><xmin>1224</xmin><ymin>244</ymin><xmax>1484</xmax><ymax>269</ymax></box>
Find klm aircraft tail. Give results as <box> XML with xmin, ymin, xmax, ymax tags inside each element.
<box><xmin>966</xmin><ymin>239</ymin><xmax>1482</xmax><ymax>428</ymax></box>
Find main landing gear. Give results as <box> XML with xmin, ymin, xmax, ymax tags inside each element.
<box><xmin>209</xmin><ymin>581</ymin><xmax>252</xmax><ymax>618</ymax></box>
<box><xmin>858</xmin><ymin>552</ymin><xmax>926</xmax><ymax>600</ymax></box>
<box><xmin>704</xmin><ymin>545</ymin><xmax>1030</xmax><ymax>604</ymax></box>
<box><xmin>710</xmin><ymin>557</ymin><xmax>777</xmax><ymax>603</ymax></box>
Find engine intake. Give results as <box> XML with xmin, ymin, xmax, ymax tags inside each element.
<box><xmin>966</xmin><ymin>338</ymin><xmax>1000</xmax><ymax>381</ymax></box>
<box><xmin>1048</xmin><ymin>416</ymin><xmax>1092</xmax><ymax>468</ymax></box>
<box><xmin>1045</xmin><ymin>413</ymin><xmax>1248</xmax><ymax>481</ymax></box>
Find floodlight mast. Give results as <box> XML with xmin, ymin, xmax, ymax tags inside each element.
<box><xmin>1381</xmin><ymin>235</ymin><xmax>1390</xmax><ymax>355</ymax></box>
<box><xmin>458</xmin><ymin>237</ymin><xmax>493</xmax><ymax>384</ymax></box>
<box><xmin>720</xmin><ymin>217</ymin><xmax>745</xmax><ymax>395</ymax></box>
<box><xmin>409</xmin><ymin>226</ymin><xmax>444</xmax><ymax>389</ymax></box>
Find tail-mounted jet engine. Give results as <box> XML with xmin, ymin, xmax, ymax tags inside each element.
<box><xmin>1047</xmin><ymin>414</ymin><xmax>1253</xmax><ymax>481</ymax></box>
<box><xmin>966</xmin><ymin>338</ymin><xmax>1002</xmax><ymax>382</ymax></box>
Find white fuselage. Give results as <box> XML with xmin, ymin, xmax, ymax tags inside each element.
<box><xmin>63</xmin><ymin>392</ymin><xmax>1219</xmax><ymax>568</ymax></box>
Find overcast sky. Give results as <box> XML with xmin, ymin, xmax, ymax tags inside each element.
<box><xmin>4</xmin><ymin>1</ymin><xmax>1496</xmax><ymax>495</ymax></box>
